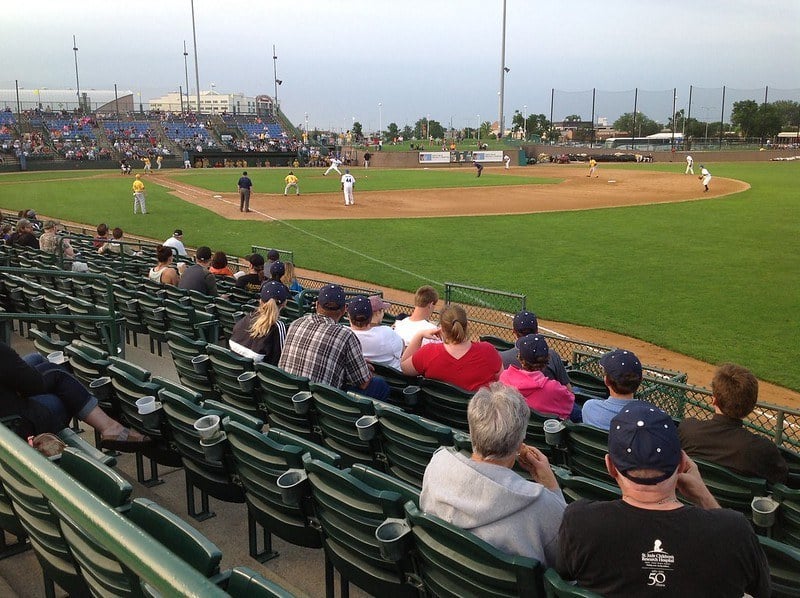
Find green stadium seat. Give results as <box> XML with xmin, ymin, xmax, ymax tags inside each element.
<box><xmin>305</xmin><ymin>458</ymin><xmax>419</xmax><ymax>598</ymax></box>
<box><xmin>563</xmin><ymin>422</ymin><xmax>611</xmax><ymax>483</ymax></box>
<box><xmin>255</xmin><ymin>362</ymin><xmax>315</xmax><ymax>440</ymax></box>
<box><xmin>771</xmin><ymin>484</ymin><xmax>800</xmax><ymax>549</ymax></box>
<box><xmin>551</xmin><ymin>466</ymin><xmax>621</xmax><ymax>503</ymax></box>
<box><xmin>419</xmin><ymin>378</ymin><xmax>475</xmax><ymax>432</ymax></box>
<box><xmin>757</xmin><ymin>536</ymin><xmax>800</xmax><ymax>598</ymax></box>
<box><xmin>226</xmin><ymin>422</ymin><xmax>339</xmax><ymax>562</ymax></box>
<box><xmin>205</xmin><ymin>343</ymin><xmax>262</xmax><ymax>419</ymax></box>
<box><xmin>543</xmin><ymin>568</ymin><xmax>604</xmax><ymax>598</ymax></box>
<box><xmin>226</xmin><ymin>566</ymin><xmax>296</xmax><ymax>598</ymax></box>
<box><xmin>164</xmin><ymin>331</ymin><xmax>217</xmax><ymax>400</ymax></box>
<box><xmin>691</xmin><ymin>459</ymin><xmax>767</xmax><ymax>514</ymax></box>
<box><xmin>405</xmin><ymin>502</ymin><xmax>545</xmax><ymax>597</ymax></box>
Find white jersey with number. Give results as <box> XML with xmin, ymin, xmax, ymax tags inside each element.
<box><xmin>341</xmin><ymin>173</ymin><xmax>355</xmax><ymax>188</ymax></box>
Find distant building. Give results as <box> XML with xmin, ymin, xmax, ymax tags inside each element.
<box><xmin>149</xmin><ymin>89</ymin><xmax>258</xmax><ymax>115</ymax></box>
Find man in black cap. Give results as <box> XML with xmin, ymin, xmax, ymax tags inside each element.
<box><xmin>178</xmin><ymin>246</ymin><xmax>217</xmax><ymax>295</ymax></box>
<box><xmin>162</xmin><ymin>229</ymin><xmax>187</xmax><ymax>256</ymax></box>
<box><xmin>582</xmin><ymin>349</ymin><xmax>643</xmax><ymax>430</ymax></box>
<box><xmin>238</xmin><ymin>170</ymin><xmax>253</xmax><ymax>212</ymax></box>
<box><xmin>235</xmin><ymin>253</ymin><xmax>266</xmax><ymax>294</ymax></box>
<box><xmin>499</xmin><ymin>310</ymin><xmax>571</xmax><ymax>389</ymax></box>
<box><xmin>279</xmin><ymin>284</ymin><xmax>390</xmax><ymax>400</ymax></box>
<box><xmin>557</xmin><ymin>401</ymin><xmax>769</xmax><ymax>597</ymax></box>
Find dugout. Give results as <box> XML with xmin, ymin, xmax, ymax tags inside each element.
<box><xmin>188</xmin><ymin>150</ymin><xmax>299</xmax><ymax>169</ymax></box>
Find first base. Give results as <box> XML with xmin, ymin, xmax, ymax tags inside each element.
<box><xmin>213</xmin><ymin>195</ymin><xmax>223</xmax><ymax>199</ymax></box>
<box><xmin>607</xmin><ymin>180</ymin><xmax>616</xmax><ymax>184</ymax></box>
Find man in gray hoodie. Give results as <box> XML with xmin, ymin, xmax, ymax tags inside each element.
<box><xmin>420</xmin><ymin>382</ymin><xmax>566</xmax><ymax>566</ymax></box>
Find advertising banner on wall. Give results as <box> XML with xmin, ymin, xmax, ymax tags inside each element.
<box><xmin>418</xmin><ymin>152</ymin><xmax>451</xmax><ymax>164</ymax></box>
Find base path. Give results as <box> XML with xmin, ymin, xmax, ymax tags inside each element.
<box><xmin>159</xmin><ymin>164</ymin><xmax>748</xmax><ymax>221</ymax></box>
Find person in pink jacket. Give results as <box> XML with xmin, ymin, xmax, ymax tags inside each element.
<box><xmin>500</xmin><ymin>334</ymin><xmax>575</xmax><ymax>419</ymax></box>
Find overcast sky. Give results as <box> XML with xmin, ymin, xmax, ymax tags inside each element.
<box><xmin>3</xmin><ymin>0</ymin><xmax>798</xmax><ymax>131</ymax></box>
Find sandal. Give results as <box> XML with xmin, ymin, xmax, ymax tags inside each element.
<box><xmin>100</xmin><ymin>427</ymin><xmax>152</xmax><ymax>452</ymax></box>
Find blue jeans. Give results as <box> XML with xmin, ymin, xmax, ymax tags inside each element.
<box><xmin>22</xmin><ymin>353</ymin><xmax>98</xmax><ymax>433</ymax></box>
<box><xmin>345</xmin><ymin>375</ymin><xmax>391</xmax><ymax>402</ymax></box>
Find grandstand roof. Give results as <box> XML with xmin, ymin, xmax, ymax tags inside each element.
<box><xmin>0</xmin><ymin>88</ymin><xmax>134</xmax><ymax>110</ymax></box>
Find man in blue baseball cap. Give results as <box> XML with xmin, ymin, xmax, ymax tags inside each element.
<box><xmin>557</xmin><ymin>400</ymin><xmax>769</xmax><ymax>597</ymax></box>
<box><xmin>582</xmin><ymin>349</ymin><xmax>643</xmax><ymax>430</ymax></box>
<box><xmin>279</xmin><ymin>284</ymin><xmax>390</xmax><ymax>400</ymax></box>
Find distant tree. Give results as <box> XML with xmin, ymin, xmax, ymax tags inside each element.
<box><xmin>526</xmin><ymin>114</ymin><xmax>550</xmax><ymax>137</ymax></box>
<box><xmin>613</xmin><ymin>112</ymin><xmax>662</xmax><ymax>137</ymax></box>
<box><xmin>401</xmin><ymin>125</ymin><xmax>413</xmax><ymax>140</ymax></box>
<box><xmin>429</xmin><ymin>120</ymin><xmax>445</xmax><ymax>139</ymax></box>
<box><xmin>352</xmin><ymin>121</ymin><xmax>363</xmax><ymax>141</ymax></box>
<box><xmin>731</xmin><ymin>100</ymin><xmax>760</xmax><ymax>137</ymax></box>
<box><xmin>564</xmin><ymin>114</ymin><xmax>583</xmax><ymax>122</ymax></box>
<box><xmin>756</xmin><ymin>103</ymin><xmax>783</xmax><ymax>139</ymax></box>
<box><xmin>479</xmin><ymin>121</ymin><xmax>492</xmax><ymax>141</ymax></box>
<box><xmin>384</xmin><ymin>122</ymin><xmax>399</xmax><ymax>141</ymax></box>
<box><xmin>511</xmin><ymin>110</ymin><xmax>524</xmax><ymax>136</ymax></box>
<box><xmin>772</xmin><ymin>100</ymin><xmax>800</xmax><ymax>128</ymax></box>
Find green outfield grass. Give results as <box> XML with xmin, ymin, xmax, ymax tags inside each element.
<box><xmin>169</xmin><ymin>168</ymin><xmax>559</xmax><ymax>194</ymax></box>
<box><xmin>1</xmin><ymin>162</ymin><xmax>798</xmax><ymax>391</ymax></box>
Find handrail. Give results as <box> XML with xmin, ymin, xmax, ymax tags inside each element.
<box><xmin>0</xmin><ymin>425</ymin><xmax>227</xmax><ymax>596</ymax></box>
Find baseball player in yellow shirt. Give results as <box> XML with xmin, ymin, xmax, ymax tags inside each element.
<box><xmin>132</xmin><ymin>174</ymin><xmax>147</xmax><ymax>214</ymax></box>
<box><xmin>284</xmin><ymin>171</ymin><xmax>300</xmax><ymax>196</ymax></box>
<box><xmin>143</xmin><ymin>156</ymin><xmax>152</xmax><ymax>174</ymax></box>
<box><xmin>587</xmin><ymin>158</ymin><xmax>598</xmax><ymax>178</ymax></box>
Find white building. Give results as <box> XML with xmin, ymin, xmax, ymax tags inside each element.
<box><xmin>149</xmin><ymin>89</ymin><xmax>258</xmax><ymax>115</ymax></box>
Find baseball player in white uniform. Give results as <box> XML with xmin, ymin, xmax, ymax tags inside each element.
<box><xmin>685</xmin><ymin>154</ymin><xmax>694</xmax><ymax>175</ymax></box>
<box><xmin>699</xmin><ymin>165</ymin><xmax>711</xmax><ymax>192</ymax></box>
<box><xmin>341</xmin><ymin>169</ymin><xmax>356</xmax><ymax>205</ymax></box>
<box><xmin>323</xmin><ymin>157</ymin><xmax>343</xmax><ymax>176</ymax></box>
<box><xmin>503</xmin><ymin>154</ymin><xmax>511</xmax><ymax>169</ymax></box>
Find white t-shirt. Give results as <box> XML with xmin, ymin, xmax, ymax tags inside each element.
<box><xmin>352</xmin><ymin>326</ymin><xmax>404</xmax><ymax>370</ymax></box>
<box><xmin>686</xmin><ymin>155</ymin><xmax>693</xmax><ymax>164</ymax></box>
<box><xmin>163</xmin><ymin>236</ymin><xmax>187</xmax><ymax>256</ymax></box>
<box><xmin>393</xmin><ymin>318</ymin><xmax>438</xmax><ymax>345</ymax></box>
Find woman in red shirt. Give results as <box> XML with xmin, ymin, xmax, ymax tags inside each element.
<box><xmin>401</xmin><ymin>304</ymin><xmax>502</xmax><ymax>391</ymax></box>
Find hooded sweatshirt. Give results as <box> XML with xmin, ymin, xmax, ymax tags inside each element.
<box><xmin>499</xmin><ymin>366</ymin><xmax>575</xmax><ymax>419</ymax></box>
<box><xmin>420</xmin><ymin>447</ymin><xmax>566</xmax><ymax>566</ymax></box>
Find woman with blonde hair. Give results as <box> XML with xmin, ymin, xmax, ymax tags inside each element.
<box><xmin>147</xmin><ymin>245</ymin><xmax>180</xmax><ymax>285</ymax></box>
<box><xmin>228</xmin><ymin>280</ymin><xmax>288</xmax><ymax>364</ymax></box>
<box><xmin>280</xmin><ymin>261</ymin><xmax>303</xmax><ymax>295</ymax></box>
<box><xmin>401</xmin><ymin>304</ymin><xmax>501</xmax><ymax>390</ymax></box>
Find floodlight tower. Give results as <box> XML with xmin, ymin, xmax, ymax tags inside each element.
<box><xmin>72</xmin><ymin>35</ymin><xmax>81</xmax><ymax>113</ymax></box>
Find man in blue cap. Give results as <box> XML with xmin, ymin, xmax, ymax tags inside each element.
<box><xmin>557</xmin><ymin>401</ymin><xmax>769</xmax><ymax>597</ymax></box>
<box><xmin>279</xmin><ymin>284</ymin><xmax>389</xmax><ymax>400</ymax></box>
<box><xmin>582</xmin><ymin>349</ymin><xmax>643</xmax><ymax>430</ymax></box>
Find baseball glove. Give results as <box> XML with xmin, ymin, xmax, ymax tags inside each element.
<box><xmin>698</xmin><ymin>176</ymin><xmax>703</xmax><ymax>180</ymax></box>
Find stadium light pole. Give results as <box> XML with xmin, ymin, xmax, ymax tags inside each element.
<box><xmin>378</xmin><ymin>102</ymin><xmax>382</xmax><ymax>139</ymax></box>
<box><xmin>183</xmin><ymin>40</ymin><xmax>191</xmax><ymax>113</ymax></box>
<box><xmin>523</xmin><ymin>104</ymin><xmax>527</xmax><ymax>140</ymax></box>
<box><xmin>190</xmin><ymin>0</ymin><xmax>201</xmax><ymax>115</ymax></box>
<box><xmin>72</xmin><ymin>35</ymin><xmax>81</xmax><ymax>114</ymax></box>
<box><xmin>477</xmin><ymin>114</ymin><xmax>480</xmax><ymax>146</ymax></box>
<box><xmin>272</xmin><ymin>45</ymin><xmax>279</xmax><ymax>114</ymax></box>
<box><xmin>497</xmin><ymin>0</ymin><xmax>507</xmax><ymax>140</ymax></box>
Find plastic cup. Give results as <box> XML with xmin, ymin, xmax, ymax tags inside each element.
<box><xmin>191</xmin><ymin>354</ymin><xmax>210</xmax><ymax>374</ymax></box>
<box><xmin>543</xmin><ymin>419</ymin><xmax>566</xmax><ymax>446</ymax></box>
<box><xmin>47</xmin><ymin>351</ymin><xmax>67</xmax><ymax>365</ymax></box>
<box><xmin>89</xmin><ymin>376</ymin><xmax>112</xmax><ymax>400</ymax></box>
<box><xmin>355</xmin><ymin>415</ymin><xmax>379</xmax><ymax>441</ymax></box>
<box><xmin>402</xmin><ymin>385</ymin><xmax>420</xmax><ymax>407</ymax></box>
<box><xmin>237</xmin><ymin>371</ymin><xmax>257</xmax><ymax>392</ymax></box>
<box><xmin>200</xmin><ymin>432</ymin><xmax>226</xmax><ymax>461</ymax></box>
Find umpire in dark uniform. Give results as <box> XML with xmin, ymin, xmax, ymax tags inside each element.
<box><xmin>238</xmin><ymin>171</ymin><xmax>253</xmax><ymax>212</ymax></box>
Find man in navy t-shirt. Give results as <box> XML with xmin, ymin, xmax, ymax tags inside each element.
<box><xmin>237</xmin><ymin>171</ymin><xmax>253</xmax><ymax>212</ymax></box>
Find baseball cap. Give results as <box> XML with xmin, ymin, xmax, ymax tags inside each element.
<box><xmin>135</xmin><ymin>174</ymin><xmax>141</xmax><ymax>179</ymax></box>
<box><xmin>43</xmin><ymin>220</ymin><xmax>59</xmax><ymax>230</ymax></box>
<box><xmin>317</xmin><ymin>284</ymin><xmax>346</xmax><ymax>310</ymax></box>
<box><xmin>26</xmin><ymin>210</ymin><xmax>36</xmax><ymax>218</ymax></box>
<box><xmin>267</xmin><ymin>249</ymin><xmax>280</xmax><ymax>262</ymax></box>
<box><xmin>173</xmin><ymin>229</ymin><xmax>183</xmax><ymax>237</ymax></box>
<box><xmin>345</xmin><ymin>169</ymin><xmax>350</xmax><ymax>174</ymax></box>
<box><xmin>196</xmin><ymin>246</ymin><xmax>212</xmax><ymax>261</ymax></box>
<box><xmin>270</xmin><ymin>261</ymin><xmax>286</xmax><ymax>278</ymax></box>
<box><xmin>347</xmin><ymin>295</ymin><xmax>373</xmax><ymax>322</ymax></box>
<box><xmin>599</xmin><ymin>349</ymin><xmax>643</xmax><ymax>380</ymax></box>
<box><xmin>246</xmin><ymin>253</ymin><xmax>265</xmax><ymax>268</ymax></box>
<box><xmin>608</xmin><ymin>401</ymin><xmax>681</xmax><ymax>485</ymax></box>
<box><xmin>369</xmin><ymin>295</ymin><xmax>390</xmax><ymax>312</ymax></box>
<box><xmin>513</xmin><ymin>310</ymin><xmax>539</xmax><ymax>334</ymax></box>
<box><xmin>515</xmin><ymin>334</ymin><xmax>549</xmax><ymax>363</ymax></box>
<box><xmin>260</xmin><ymin>280</ymin><xmax>289</xmax><ymax>304</ymax></box>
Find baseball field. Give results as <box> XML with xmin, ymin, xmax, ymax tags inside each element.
<box><xmin>1</xmin><ymin>160</ymin><xmax>798</xmax><ymax>397</ymax></box>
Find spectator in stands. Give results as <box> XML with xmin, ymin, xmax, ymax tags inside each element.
<box><xmin>162</xmin><ymin>229</ymin><xmax>187</xmax><ymax>256</ymax></box>
<box><xmin>678</xmin><ymin>364</ymin><xmax>788</xmax><ymax>484</ymax></box>
<box><xmin>9</xmin><ymin>218</ymin><xmax>39</xmax><ymax>248</ymax></box>
<box><xmin>347</xmin><ymin>296</ymin><xmax>404</xmax><ymax>370</ymax></box>
<box><xmin>393</xmin><ymin>285</ymin><xmax>439</xmax><ymax>345</ymax></box>
<box><xmin>38</xmin><ymin>221</ymin><xmax>76</xmax><ymax>259</ymax></box>
<box><xmin>400</xmin><ymin>304</ymin><xmax>502</xmax><ymax>391</ymax></box>
<box><xmin>280</xmin><ymin>261</ymin><xmax>303</xmax><ymax>295</ymax></box>
<box><xmin>557</xmin><ymin>401</ymin><xmax>769</xmax><ymax>597</ymax></box>
<box><xmin>26</xmin><ymin>210</ymin><xmax>42</xmax><ymax>231</ymax></box>
<box><xmin>98</xmin><ymin>227</ymin><xmax>132</xmax><ymax>256</ymax></box>
<box><xmin>581</xmin><ymin>349</ymin><xmax>642</xmax><ymax>430</ymax></box>
<box><xmin>267</xmin><ymin>249</ymin><xmax>280</xmax><ymax>266</ymax></box>
<box><xmin>235</xmin><ymin>253</ymin><xmax>266</xmax><ymax>294</ymax></box>
<box><xmin>499</xmin><ymin>310</ymin><xmax>571</xmax><ymax>390</ymax></box>
<box><xmin>279</xmin><ymin>284</ymin><xmax>390</xmax><ymax>401</ymax></box>
<box><xmin>1</xmin><ymin>224</ymin><xmax>12</xmax><ymax>244</ymax></box>
<box><xmin>0</xmin><ymin>342</ymin><xmax>151</xmax><ymax>450</ymax></box>
<box><xmin>209</xmin><ymin>251</ymin><xmax>234</xmax><ymax>277</ymax></box>
<box><xmin>229</xmin><ymin>280</ymin><xmax>288</xmax><ymax>365</ymax></box>
<box><xmin>93</xmin><ymin>223</ymin><xmax>110</xmax><ymax>248</ymax></box>
<box><xmin>369</xmin><ymin>295</ymin><xmax>389</xmax><ymax>327</ymax></box>
<box><xmin>499</xmin><ymin>334</ymin><xmax>576</xmax><ymax>420</ymax></box>
<box><xmin>147</xmin><ymin>245</ymin><xmax>180</xmax><ymax>286</ymax></box>
<box><xmin>421</xmin><ymin>382</ymin><xmax>565</xmax><ymax>565</ymax></box>
<box><xmin>178</xmin><ymin>246</ymin><xmax>217</xmax><ymax>296</ymax></box>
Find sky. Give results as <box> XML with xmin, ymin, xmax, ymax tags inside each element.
<box><xmin>3</xmin><ymin>0</ymin><xmax>799</xmax><ymax>132</ymax></box>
